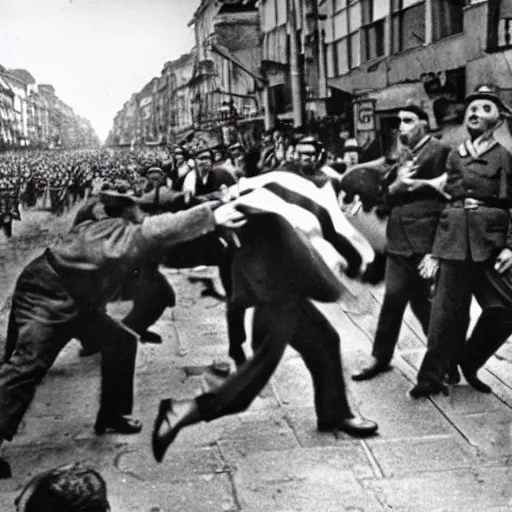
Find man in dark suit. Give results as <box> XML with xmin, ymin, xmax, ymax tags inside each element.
<box><xmin>352</xmin><ymin>103</ymin><xmax>451</xmax><ymax>381</ymax></box>
<box><xmin>411</xmin><ymin>85</ymin><xmax>512</xmax><ymax>397</ymax></box>
<box><xmin>152</xmin><ymin>154</ymin><xmax>379</xmax><ymax>464</ymax></box>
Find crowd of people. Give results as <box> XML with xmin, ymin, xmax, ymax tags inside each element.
<box><xmin>1</xmin><ymin>84</ymin><xmax>512</xmax><ymax>512</ymax></box>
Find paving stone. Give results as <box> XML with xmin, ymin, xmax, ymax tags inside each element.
<box><xmin>448</xmin><ymin>409</ymin><xmax>512</xmax><ymax>462</ymax></box>
<box><xmin>284</xmin><ymin>407</ymin><xmax>344</xmax><ymax>448</ymax></box>
<box><xmin>0</xmin><ymin>439</ymin><xmax>128</xmax><ymax>491</ymax></box>
<box><xmin>117</xmin><ymin>446</ymin><xmax>229</xmax><ymax>483</ymax></box>
<box><xmin>232</xmin><ymin>448</ymin><xmax>381</xmax><ymax>512</ymax></box>
<box><xmin>364</xmin><ymin>467</ymin><xmax>512</xmax><ymax>512</ymax></box>
<box><xmin>217</xmin><ymin>410</ymin><xmax>299</xmax><ymax>457</ymax></box>
<box><xmin>366</xmin><ymin>435</ymin><xmax>474</xmax><ymax>477</ymax></box>
<box><xmin>432</xmin><ymin>385</ymin><xmax>506</xmax><ymax>416</ymax></box>
<box><xmin>107</xmin><ymin>474</ymin><xmax>237</xmax><ymax>512</ymax></box>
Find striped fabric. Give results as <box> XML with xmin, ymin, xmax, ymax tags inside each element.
<box><xmin>228</xmin><ymin>170</ymin><xmax>376</xmax><ymax>280</ymax></box>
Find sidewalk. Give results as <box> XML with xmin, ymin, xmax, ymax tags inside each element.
<box><xmin>1</xmin><ymin>268</ymin><xmax>512</xmax><ymax>511</ymax></box>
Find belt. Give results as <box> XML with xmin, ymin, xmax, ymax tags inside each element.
<box><xmin>450</xmin><ymin>198</ymin><xmax>502</xmax><ymax>210</ymax></box>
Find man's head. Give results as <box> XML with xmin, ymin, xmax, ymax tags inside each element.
<box><xmin>194</xmin><ymin>148</ymin><xmax>214</xmax><ymax>175</ymax></box>
<box><xmin>228</xmin><ymin>143</ymin><xmax>244</xmax><ymax>167</ymax></box>
<box><xmin>342</xmin><ymin>138</ymin><xmax>361</xmax><ymax>167</ymax></box>
<box><xmin>15</xmin><ymin>463</ymin><xmax>110</xmax><ymax>512</ymax></box>
<box><xmin>212</xmin><ymin>148</ymin><xmax>224</xmax><ymax>163</ymax></box>
<box><xmin>464</xmin><ymin>85</ymin><xmax>510</xmax><ymax>139</ymax></box>
<box><xmin>146</xmin><ymin>167</ymin><xmax>166</xmax><ymax>189</ymax></box>
<box><xmin>295</xmin><ymin>137</ymin><xmax>323</xmax><ymax>173</ymax></box>
<box><xmin>174</xmin><ymin>148</ymin><xmax>185</xmax><ymax>165</ymax></box>
<box><xmin>99</xmin><ymin>182</ymin><xmax>145</xmax><ymax>224</ymax></box>
<box><xmin>397</xmin><ymin>104</ymin><xmax>429</xmax><ymax>148</ymax></box>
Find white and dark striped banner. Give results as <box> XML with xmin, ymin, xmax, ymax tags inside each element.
<box><xmin>228</xmin><ymin>171</ymin><xmax>376</xmax><ymax>281</ymax></box>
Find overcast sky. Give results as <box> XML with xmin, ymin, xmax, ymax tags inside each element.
<box><xmin>0</xmin><ymin>0</ymin><xmax>198</xmax><ymax>142</ymax></box>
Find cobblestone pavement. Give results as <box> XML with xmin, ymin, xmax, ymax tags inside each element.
<box><xmin>1</xmin><ymin>210</ymin><xmax>512</xmax><ymax>511</ymax></box>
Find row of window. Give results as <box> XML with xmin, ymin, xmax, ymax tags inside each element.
<box><xmin>325</xmin><ymin>0</ymin><xmax>464</xmax><ymax>77</ymax></box>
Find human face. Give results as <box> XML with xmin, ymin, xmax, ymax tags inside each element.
<box><xmin>398</xmin><ymin>110</ymin><xmax>425</xmax><ymax>147</ymax></box>
<box><xmin>465</xmin><ymin>99</ymin><xmax>500</xmax><ymax>137</ymax></box>
<box><xmin>343</xmin><ymin>151</ymin><xmax>359</xmax><ymax>167</ymax></box>
<box><xmin>295</xmin><ymin>143</ymin><xmax>318</xmax><ymax>165</ymax></box>
<box><xmin>195</xmin><ymin>152</ymin><xmax>212</xmax><ymax>174</ymax></box>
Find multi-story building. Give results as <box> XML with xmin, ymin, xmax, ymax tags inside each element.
<box><xmin>169</xmin><ymin>50</ymin><xmax>196</xmax><ymax>141</ymax></box>
<box><xmin>0</xmin><ymin>74</ymin><xmax>15</xmax><ymax>149</ymax></box>
<box><xmin>188</xmin><ymin>0</ymin><xmax>264</xmax><ymax>136</ymax></box>
<box><xmin>138</xmin><ymin>77</ymin><xmax>158</xmax><ymax>143</ymax></box>
<box><xmin>321</xmin><ymin>0</ymin><xmax>511</xmax><ymax>154</ymax></box>
<box><xmin>2</xmin><ymin>72</ymin><xmax>30</xmax><ymax>147</ymax></box>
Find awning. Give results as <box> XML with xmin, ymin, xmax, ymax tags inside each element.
<box><xmin>210</xmin><ymin>42</ymin><xmax>267</xmax><ymax>85</ymax></box>
<box><xmin>357</xmin><ymin>82</ymin><xmax>430</xmax><ymax>112</ymax></box>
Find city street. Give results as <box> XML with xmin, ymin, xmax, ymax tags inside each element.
<box><xmin>1</xmin><ymin>215</ymin><xmax>512</xmax><ymax>511</ymax></box>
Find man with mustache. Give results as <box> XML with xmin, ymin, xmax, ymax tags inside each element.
<box><xmin>352</xmin><ymin>103</ymin><xmax>451</xmax><ymax>381</ymax></box>
<box><xmin>411</xmin><ymin>85</ymin><xmax>512</xmax><ymax>397</ymax></box>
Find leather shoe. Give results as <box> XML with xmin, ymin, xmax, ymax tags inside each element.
<box><xmin>0</xmin><ymin>457</ymin><xmax>11</xmax><ymax>479</ymax></box>
<box><xmin>140</xmin><ymin>330</ymin><xmax>163</xmax><ymax>344</ymax></box>
<box><xmin>352</xmin><ymin>360</ymin><xmax>391</xmax><ymax>381</ymax></box>
<box><xmin>94</xmin><ymin>415</ymin><xmax>142</xmax><ymax>435</ymax></box>
<box><xmin>152</xmin><ymin>398</ymin><xmax>194</xmax><ymax>462</ymax></box>
<box><xmin>410</xmin><ymin>380</ymin><xmax>448</xmax><ymax>398</ymax></box>
<box><xmin>318</xmin><ymin>416</ymin><xmax>378</xmax><ymax>437</ymax></box>
<box><xmin>460</xmin><ymin>364</ymin><xmax>492</xmax><ymax>393</ymax></box>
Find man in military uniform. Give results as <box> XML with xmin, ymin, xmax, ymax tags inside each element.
<box><xmin>352</xmin><ymin>103</ymin><xmax>451</xmax><ymax>381</ymax></box>
<box><xmin>411</xmin><ymin>85</ymin><xmax>512</xmax><ymax>397</ymax></box>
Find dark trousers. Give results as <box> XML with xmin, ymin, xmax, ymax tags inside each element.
<box><xmin>123</xmin><ymin>263</ymin><xmax>176</xmax><ymax>334</ymax></box>
<box><xmin>79</xmin><ymin>264</ymin><xmax>175</xmax><ymax>355</ymax></box>
<box><xmin>195</xmin><ymin>298</ymin><xmax>352</xmax><ymax>425</ymax></box>
<box><xmin>0</xmin><ymin>308</ymin><xmax>137</xmax><ymax>441</ymax></box>
<box><xmin>219</xmin><ymin>255</ymin><xmax>248</xmax><ymax>366</ymax></box>
<box><xmin>372</xmin><ymin>253</ymin><xmax>431</xmax><ymax>364</ymax></box>
<box><xmin>415</xmin><ymin>259</ymin><xmax>499</xmax><ymax>384</ymax></box>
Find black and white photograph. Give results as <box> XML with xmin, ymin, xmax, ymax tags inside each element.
<box><xmin>1</xmin><ymin>0</ymin><xmax>512</xmax><ymax>510</ymax></box>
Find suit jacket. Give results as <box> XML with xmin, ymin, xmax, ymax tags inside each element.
<box><xmin>433</xmin><ymin>140</ymin><xmax>512</xmax><ymax>261</ymax></box>
<box><xmin>387</xmin><ymin>136</ymin><xmax>450</xmax><ymax>256</ymax></box>
<box><xmin>231</xmin><ymin>214</ymin><xmax>344</xmax><ymax>307</ymax></box>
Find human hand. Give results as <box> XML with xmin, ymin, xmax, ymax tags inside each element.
<box><xmin>494</xmin><ymin>248</ymin><xmax>512</xmax><ymax>274</ymax></box>
<box><xmin>418</xmin><ymin>254</ymin><xmax>439</xmax><ymax>280</ymax></box>
<box><xmin>213</xmin><ymin>204</ymin><xmax>247</xmax><ymax>229</ymax></box>
<box><xmin>389</xmin><ymin>165</ymin><xmax>418</xmax><ymax>195</ymax></box>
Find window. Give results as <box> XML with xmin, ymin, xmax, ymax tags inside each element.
<box><xmin>391</xmin><ymin>0</ymin><xmax>425</xmax><ymax>54</ymax></box>
<box><xmin>361</xmin><ymin>0</ymin><xmax>389</xmax><ymax>62</ymax></box>
<box><xmin>487</xmin><ymin>0</ymin><xmax>512</xmax><ymax>52</ymax></box>
<box><xmin>326</xmin><ymin>0</ymin><xmax>362</xmax><ymax>77</ymax></box>
<box><xmin>431</xmin><ymin>0</ymin><xmax>464</xmax><ymax>41</ymax></box>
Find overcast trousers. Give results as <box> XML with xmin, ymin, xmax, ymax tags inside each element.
<box><xmin>195</xmin><ymin>297</ymin><xmax>352</xmax><ymax>425</ymax></box>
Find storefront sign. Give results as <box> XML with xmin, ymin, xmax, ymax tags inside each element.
<box><xmin>353</xmin><ymin>99</ymin><xmax>376</xmax><ymax>132</ymax></box>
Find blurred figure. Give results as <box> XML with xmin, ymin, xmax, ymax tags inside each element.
<box><xmin>15</xmin><ymin>463</ymin><xmax>110</xmax><ymax>512</ymax></box>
